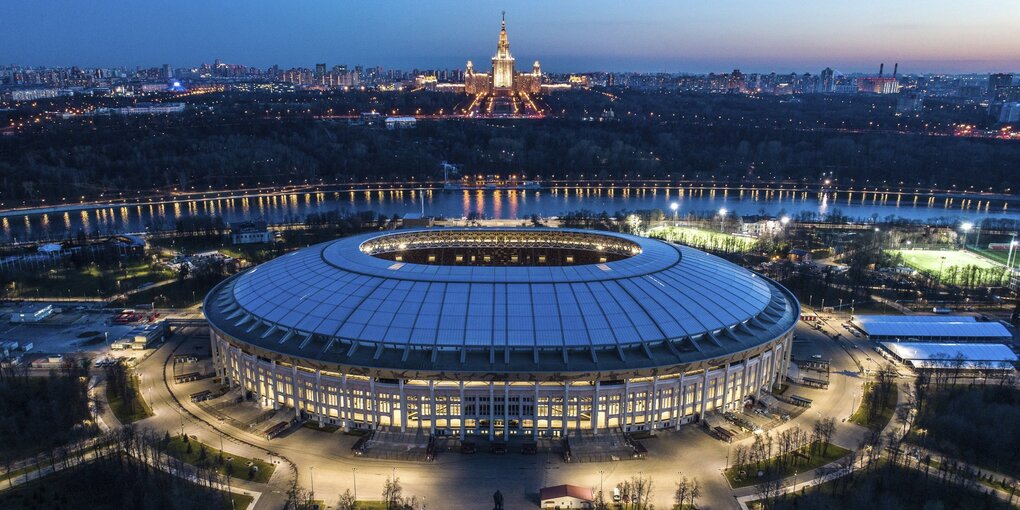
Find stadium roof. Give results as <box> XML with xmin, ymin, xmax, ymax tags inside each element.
<box><xmin>880</xmin><ymin>342</ymin><xmax>1018</xmax><ymax>370</ymax></box>
<box><xmin>854</xmin><ymin>315</ymin><xmax>1012</xmax><ymax>340</ymax></box>
<box><xmin>204</xmin><ymin>228</ymin><xmax>799</xmax><ymax>372</ymax></box>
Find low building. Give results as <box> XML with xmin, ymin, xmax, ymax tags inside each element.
<box><xmin>384</xmin><ymin>116</ymin><xmax>417</xmax><ymax>130</ymax></box>
<box><xmin>231</xmin><ymin>221</ymin><xmax>272</xmax><ymax>245</ymax></box>
<box><xmin>879</xmin><ymin>342</ymin><xmax>1018</xmax><ymax>372</ymax></box>
<box><xmin>741</xmin><ymin>218</ymin><xmax>785</xmax><ymax>238</ymax></box>
<box><xmin>401</xmin><ymin>213</ymin><xmax>433</xmax><ymax>228</ymax></box>
<box><xmin>788</xmin><ymin>249</ymin><xmax>811</xmax><ymax>263</ymax></box>
<box><xmin>852</xmin><ymin>315</ymin><xmax>1012</xmax><ymax>342</ymax></box>
<box><xmin>111</xmin><ymin>322</ymin><xmax>167</xmax><ymax>350</ymax></box>
<box><xmin>540</xmin><ymin>485</ymin><xmax>593</xmax><ymax>509</ymax></box>
<box><xmin>10</xmin><ymin>303</ymin><xmax>54</xmax><ymax>323</ymax></box>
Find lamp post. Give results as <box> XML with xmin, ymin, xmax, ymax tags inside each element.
<box><xmin>599</xmin><ymin>469</ymin><xmax>605</xmax><ymax>503</ymax></box>
<box><xmin>1006</xmin><ymin>236</ymin><xmax>1018</xmax><ymax>270</ymax></box>
<box><xmin>718</xmin><ymin>208</ymin><xmax>727</xmax><ymax>232</ymax></box>
<box><xmin>352</xmin><ymin>467</ymin><xmax>358</xmax><ymax>502</ymax></box>
<box><xmin>960</xmin><ymin>222</ymin><xmax>973</xmax><ymax>249</ymax></box>
<box><xmin>670</xmin><ymin>202</ymin><xmax>679</xmax><ymax>227</ymax></box>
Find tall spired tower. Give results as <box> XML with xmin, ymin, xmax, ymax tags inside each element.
<box><xmin>491</xmin><ymin>12</ymin><xmax>515</xmax><ymax>90</ymax></box>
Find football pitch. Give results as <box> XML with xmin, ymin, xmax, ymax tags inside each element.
<box><xmin>888</xmin><ymin>249</ymin><xmax>1002</xmax><ymax>273</ymax></box>
<box><xmin>648</xmin><ymin>226</ymin><xmax>757</xmax><ymax>252</ymax></box>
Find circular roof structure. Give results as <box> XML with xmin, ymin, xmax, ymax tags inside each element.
<box><xmin>205</xmin><ymin>228</ymin><xmax>798</xmax><ymax>375</ymax></box>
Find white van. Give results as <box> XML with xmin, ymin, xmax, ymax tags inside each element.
<box><xmin>612</xmin><ymin>487</ymin><xmax>621</xmax><ymax>503</ymax></box>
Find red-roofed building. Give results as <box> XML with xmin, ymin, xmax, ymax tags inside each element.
<box><xmin>539</xmin><ymin>484</ymin><xmax>593</xmax><ymax>509</ymax></box>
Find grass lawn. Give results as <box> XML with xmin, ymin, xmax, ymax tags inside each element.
<box><xmin>165</xmin><ymin>435</ymin><xmax>275</xmax><ymax>484</ymax></box>
<box><xmin>355</xmin><ymin>502</ymin><xmax>388</xmax><ymax>510</ymax></box>
<box><xmin>968</xmin><ymin>247</ymin><xmax>1015</xmax><ymax>267</ymax></box>
<box><xmin>725</xmin><ymin>441</ymin><xmax>851</xmax><ymax>488</ymax></box>
<box><xmin>888</xmin><ymin>249</ymin><xmax>1001</xmax><ymax>272</ymax></box>
<box><xmin>649</xmin><ymin>226</ymin><xmax>757</xmax><ymax>253</ymax></box>
<box><xmin>6</xmin><ymin>261</ymin><xmax>173</xmax><ymax>299</ymax></box>
<box><xmin>887</xmin><ymin>248</ymin><xmax>1007</xmax><ymax>286</ymax></box>
<box><xmin>105</xmin><ymin>375</ymin><xmax>153</xmax><ymax>424</ymax></box>
<box><xmin>232</xmin><ymin>493</ymin><xmax>255</xmax><ymax>510</ymax></box>
<box><xmin>0</xmin><ymin>457</ymin><xmax>242</xmax><ymax>510</ymax></box>
<box><xmin>850</xmin><ymin>382</ymin><xmax>898</xmax><ymax>431</ymax></box>
<box><xmin>123</xmin><ymin>276</ymin><xmax>222</xmax><ymax>307</ymax></box>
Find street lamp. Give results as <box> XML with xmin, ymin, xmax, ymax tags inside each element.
<box><xmin>960</xmin><ymin>222</ymin><xmax>974</xmax><ymax>249</ymax></box>
<box><xmin>1006</xmin><ymin>236</ymin><xmax>1019</xmax><ymax>270</ymax></box>
<box><xmin>352</xmin><ymin>467</ymin><xmax>358</xmax><ymax>502</ymax></box>
<box><xmin>670</xmin><ymin>202</ymin><xmax>679</xmax><ymax>227</ymax></box>
<box><xmin>718</xmin><ymin>208</ymin><xmax>727</xmax><ymax>232</ymax></box>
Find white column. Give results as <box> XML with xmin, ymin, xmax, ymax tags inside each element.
<box><xmin>721</xmin><ymin>363</ymin><xmax>731</xmax><ymax>412</ymax></box>
<box><xmin>252</xmin><ymin>360</ymin><xmax>264</xmax><ymax>407</ymax></box>
<box><xmin>592</xmin><ymin>381</ymin><xmax>601</xmax><ymax>434</ymax></box>
<box><xmin>369</xmin><ymin>377</ymin><xmax>377</xmax><ymax>429</ymax></box>
<box><xmin>340</xmin><ymin>373</ymin><xmax>349</xmax><ymax>431</ymax></box>
<box><xmin>399</xmin><ymin>379</ymin><xmax>407</xmax><ymax>433</ymax></box>
<box><xmin>649</xmin><ymin>376</ymin><xmax>659</xmax><ymax>429</ymax></box>
<box><xmin>270</xmin><ymin>360</ymin><xmax>279</xmax><ymax>411</ymax></box>
<box><xmin>290</xmin><ymin>365</ymin><xmax>299</xmax><ymax>418</ymax></box>
<box><xmin>459</xmin><ymin>381</ymin><xmax>466</xmax><ymax>440</ymax></box>
<box><xmin>676</xmin><ymin>372</ymin><xmax>687</xmax><ymax>429</ymax></box>
<box><xmin>315</xmin><ymin>370</ymin><xmax>323</xmax><ymax>424</ymax></box>
<box><xmin>503</xmin><ymin>382</ymin><xmax>510</xmax><ymax>438</ymax></box>
<box><xmin>429</xmin><ymin>381</ymin><xmax>436</xmax><ymax>436</ymax></box>
<box><xmin>756</xmin><ymin>354</ymin><xmax>767</xmax><ymax>399</ymax></box>
<box><xmin>740</xmin><ymin>356</ymin><xmax>750</xmax><ymax>403</ymax></box>
<box><xmin>622</xmin><ymin>379</ymin><xmax>631</xmax><ymax>431</ymax></box>
<box><xmin>488</xmin><ymin>382</ymin><xmax>495</xmax><ymax>437</ymax></box>
<box><xmin>562</xmin><ymin>383</ymin><xmax>570</xmax><ymax>436</ymax></box>
<box><xmin>235</xmin><ymin>348</ymin><xmax>247</xmax><ymax>397</ymax></box>
<box><xmin>532</xmin><ymin>384</ymin><xmax>539</xmax><ymax>438</ymax></box>
<box><xmin>700</xmin><ymin>369</ymin><xmax>710</xmax><ymax>416</ymax></box>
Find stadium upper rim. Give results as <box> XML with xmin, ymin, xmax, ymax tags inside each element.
<box><xmin>204</xmin><ymin>228</ymin><xmax>799</xmax><ymax>374</ymax></box>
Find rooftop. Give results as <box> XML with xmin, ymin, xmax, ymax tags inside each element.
<box><xmin>880</xmin><ymin>342</ymin><xmax>1018</xmax><ymax>369</ymax></box>
<box><xmin>204</xmin><ymin>228</ymin><xmax>798</xmax><ymax>374</ymax></box>
<box><xmin>854</xmin><ymin>315</ymin><xmax>1012</xmax><ymax>339</ymax></box>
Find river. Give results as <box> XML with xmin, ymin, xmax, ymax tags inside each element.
<box><xmin>2</xmin><ymin>186</ymin><xmax>1017</xmax><ymax>243</ymax></box>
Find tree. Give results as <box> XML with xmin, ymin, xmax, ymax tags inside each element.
<box><xmin>383</xmin><ymin>475</ymin><xmax>403</xmax><ymax>510</ymax></box>
<box><xmin>674</xmin><ymin>477</ymin><xmax>690</xmax><ymax>509</ymax></box>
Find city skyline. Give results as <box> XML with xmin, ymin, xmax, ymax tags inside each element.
<box><xmin>2</xmin><ymin>0</ymin><xmax>1019</xmax><ymax>73</ymax></box>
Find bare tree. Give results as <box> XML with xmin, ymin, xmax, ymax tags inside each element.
<box><xmin>336</xmin><ymin>487</ymin><xmax>357</xmax><ymax>510</ymax></box>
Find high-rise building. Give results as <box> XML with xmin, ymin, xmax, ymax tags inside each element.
<box><xmin>491</xmin><ymin>14</ymin><xmax>514</xmax><ymax>89</ymax></box>
<box><xmin>820</xmin><ymin>67</ymin><xmax>834</xmax><ymax>93</ymax></box>
<box><xmin>1000</xmin><ymin>102</ymin><xmax>1020</xmax><ymax>123</ymax></box>
<box><xmin>988</xmin><ymin>73</ymin><xmax>1014</xmax><ymax>100</ymax></box>
<box><xmin>464</xmin><ymin>13</ymin><xmax>542</xmax><ymax>95</ymax></box>
<box><xmin>161</xmin><ymin>64</ymin><xmax>173</xmax><ymax>80</ymax></box>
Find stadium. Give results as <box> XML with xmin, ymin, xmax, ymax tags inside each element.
<box><xmin>204</xmin><ymin>228</ymin><xmax>798</xmax><ymax>438</ymax></box>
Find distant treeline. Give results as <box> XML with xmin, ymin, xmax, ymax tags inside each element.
<box><xmin>2</xmin><ymin>90</ymin><xmax>1019</xmax><ymax>203</ymax></box>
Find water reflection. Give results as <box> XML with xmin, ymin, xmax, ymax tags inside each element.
<box><xmin>2</xmin><ymin>185</ymin><xmax>1020</xmax><ymax>242</ymax></box>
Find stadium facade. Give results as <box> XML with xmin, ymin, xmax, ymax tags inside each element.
<box><xmin>205</xmin><ymin>228</ymin><xmax>798</xmax><ymax>438</ymax></box>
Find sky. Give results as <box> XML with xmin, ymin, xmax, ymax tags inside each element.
<box><xmin>2</xmin><ymin>0</ymin><xmax>1018</xmax><ymax>74</ymax></box>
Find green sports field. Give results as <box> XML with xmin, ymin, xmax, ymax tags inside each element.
<box><xmin>968</xmin><ymin>247</ymin><xmax>1016</xmax><ymax>267</ymax></box>
<box><xmin>888</xmin><ymin>249</ymin><xmax>1001</xmax><ymax>272</ymax></box>
<box><xmin>648</xmin><ymin>226</ymin><xmax>757</xmax><ymax>252</ymax></box>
